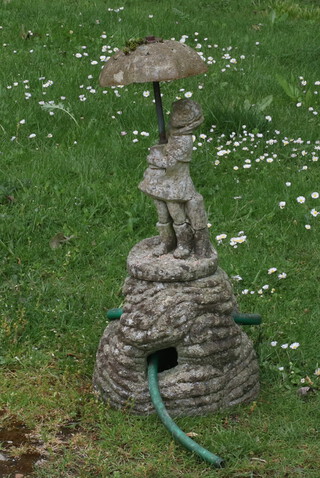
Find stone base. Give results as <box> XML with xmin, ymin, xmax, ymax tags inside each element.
<box><xmin>127</xmin><ymin>236</ymin><xmax>218</xmax><ymax>282</ymax></box>
<box><xmin>93</xmin><ymin>248</ymin><xmax>259</xmax><ymax>415</ymax></box>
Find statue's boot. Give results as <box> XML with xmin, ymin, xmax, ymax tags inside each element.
<box><xmin>153</xmin><ymin>222</ymin><xmax>176</xmax><ymax>257</ymax></box>
<box><xmin>194</xmin><ymin>228</ymin><xmax>215</xmax><ymax>258</ymax></box>
<box><xmin>173</xmin><ymin>223</ymin><xmax>193</xmax><ymax>259</ymax></box>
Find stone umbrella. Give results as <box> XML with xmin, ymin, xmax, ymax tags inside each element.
<box><xmin>99</xmin><ymin>37</ymin><xmax>208</xmax><ymax>143</ymax></box>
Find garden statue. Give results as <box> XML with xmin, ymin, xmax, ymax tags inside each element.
<box><xmin>139</xmin><ymin>99</ymin><xmax>214</xmax><ymax>259</ymax></box>
<box><xmin>94</xmin><ymin>38</ymin><xmax>259</xmax><ymax>418</ymax></box>
<box><xmin>94</xmin><ymin>99</ymin><xmax>260</xmax><ymax>416</ymax></box>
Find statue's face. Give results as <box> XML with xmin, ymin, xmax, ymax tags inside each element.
<box><xmin>169</xmin><ymin>113</ymin><xmax>204</xmax><ymax>135</ymax></box>
<box><xmin>169</xmin><ymin>99</ymin><xmax>204</xmax><ymax>134</ymax></box>
<box><xmin>180</xmin><ymin>114</ymin><xmax>204</xmax><ymax>133</ymax></box>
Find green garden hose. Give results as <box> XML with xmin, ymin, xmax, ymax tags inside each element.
<box><xmin>106</xmin><ymin>308</ymin><xmax>262</xmax><ymax>326</ymax></box>
<box><xmin>231</xmin><ymin>313</ymin><xmax>262</xmax><ymax>325</ymax></box>
<box><xmin>106</xmin><ymin>308</ymin><xmax>123</xmax><ymax>320</ymax></box>
<box><xmin>147</xmin><ymin>352</ymin><xmax>224</xmax><ymax>468</ymax></box>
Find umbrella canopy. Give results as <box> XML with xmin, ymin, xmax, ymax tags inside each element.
<box><xmin>99</xmin><ymin>37</ymin><xmax>208</xmax><ymax>143</ymax></box>
<box><xmin>99</xmin><ymin>38</ymin><xmax>207</xmax><ymax>87</ymax></box>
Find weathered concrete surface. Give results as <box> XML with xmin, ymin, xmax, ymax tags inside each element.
<box><xmin>99</xmin><ymin>39</ymin><xmax>207</xmax><ymax>87</ymax></box>
<box><xmin>139</xmin><ymin>99</ymin><xmax>214</xmax><ymax>260</ymax></box>
<box><xmin>93</xmin><ymin>263</ymin><xmax>259</xmax><ymax>416</ymax></box>
<box><xmin>127</xmin><ymin>236</ymin><xmax>218</xmax><ymax>282</ymax></box>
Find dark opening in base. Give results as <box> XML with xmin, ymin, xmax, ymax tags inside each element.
<box><xmin>154</xmin><ymin>347</ymin><xmax>178</xmax><ymax>373</ymax></box>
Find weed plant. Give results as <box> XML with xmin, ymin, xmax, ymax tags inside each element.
<box><xmin>1</xmin><ymin>0</ymin><xmax>320</xmax><ymax>476</ymax></box>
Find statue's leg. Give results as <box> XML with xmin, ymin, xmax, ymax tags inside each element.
<box><xmin>185</xmin><ymin>194</ymin><xmax>214</xmax><ymax>258</ymax></box>
<box><xmin>167</xmin><ymin>202</ymin><xmax>194</xmax><ymax>259</ymax></box>
<box><xmin>153</xmin><ymin>200</ymin><xmax>176</xmax><ymax>256</ymax></box>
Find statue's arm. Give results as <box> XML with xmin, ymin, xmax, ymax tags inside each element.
<box><xmin>147</xmin><ymin>145</ymin><xmax>168</xmax><ymax>168</ymax></box>
<box><xmin>148</xmin><ymin>155</ymin><xmax>167</xmax><ymax>168</ymax></box>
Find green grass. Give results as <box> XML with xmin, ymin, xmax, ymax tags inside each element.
<box><xmin>1</xmin><ymin>0</ymin><xmax>320</xmax><ymax>476</ymax></box>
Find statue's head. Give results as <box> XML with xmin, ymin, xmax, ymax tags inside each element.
<box><xmin>168</xmin><ymin>99</ymin><xmax>204</xmax><ymax>135</ymax></box>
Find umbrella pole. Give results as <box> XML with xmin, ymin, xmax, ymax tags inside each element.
<box><xmin>153</xmin><ymin>81</ymin><xmax>167</xmax><ymax>144</ymax></box>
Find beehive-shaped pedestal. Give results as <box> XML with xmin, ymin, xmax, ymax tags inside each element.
<box><xmin>93</xmin><ymin>237</ymin><xmax>259</xmax><ymax>416</ymax></box>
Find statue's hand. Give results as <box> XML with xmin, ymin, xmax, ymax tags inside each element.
<box><xmin>147</xmin><ymin>144</ymin><xmax>167</xmax><ymax>168</ymax></box>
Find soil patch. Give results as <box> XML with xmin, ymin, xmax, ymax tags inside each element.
<box><xmin>0</xmin><ymin>420</ymin><xmax>43</xmax><ymax>477</ymax></box>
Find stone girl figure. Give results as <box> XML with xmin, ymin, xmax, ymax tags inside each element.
<box><xmin>139</xmin><ymin>99</ymin><xmax>214</xmax><ymax>259</ymax></box>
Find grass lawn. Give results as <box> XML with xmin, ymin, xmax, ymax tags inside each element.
<box><xmin>1</xmin><ymin>0</ymin><xmax>320</xmax><ymax>476</ymax></box>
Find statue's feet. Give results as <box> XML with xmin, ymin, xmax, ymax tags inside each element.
<box><xmin>173</xmin><ymin>245</ymin><xmax>192</xmax><ymax>259</ymax></box>
<box><xmin>153</xmin><ymin>242</ymin><xmax>174</xmax><ymax>257</ymax></box>
<box><xmin>172</xmin><ymin>223</ymin><xmax>194</xmax><ymax>260</ymax></box>
<box><xmin>194</xmin><ymin>229</ymin><xmax>215</xmax><ymax>258</ymax></box>
<box><xmin>154</xmin><ymin>222</ymin><xmax>176</xmax><ymax>257</ymax></box>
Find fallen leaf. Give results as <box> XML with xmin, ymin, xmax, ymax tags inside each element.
<box><xmin>305</xmin><ymin>376</ymin><xmax>314</xmax><ymax>386</ymax></box>
<box><xmin>66</xmin><ymin>353</ymin><xmax>79</xmax><ymax>361</ymax></box>
<box><xmin>186</xmin><ymin>432</ymin><xmax>198</xmax><ymax>437</ymax></box>
<box><xmin>49</xmin><ymin>233</ymin><xmax>75</xmax><ymax>249</ymax></box>
<box><xmin>251</xmin><ymin>457</ymin><xmax>267</xmax><ymax>463</ymax></box>
<box><xmin>297</xmin><ymin>386</ymin><xmax>315</xmax><ymax>397</ymax></box>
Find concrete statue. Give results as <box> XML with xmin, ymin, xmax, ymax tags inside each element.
<box><xmin>93</xmin><ymin>97</ymin><xmax>260</xmax><ymax>416</ymax></box>
<box><xmin>139</xmin><ymin>99</ymin><xmax>214</xmax><ymax>259</ymax></box>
